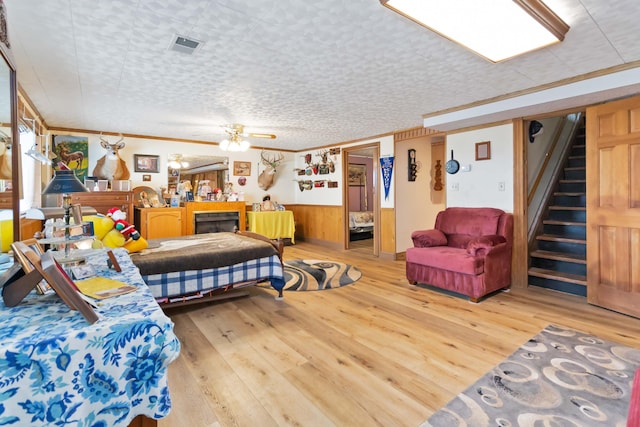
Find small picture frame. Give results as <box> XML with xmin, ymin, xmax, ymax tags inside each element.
<box><xmin>11</xmin><ymin>239</ymin><xmax>51</xmax><ymax>294</ymax></box>
<box><xmin>348</xmin><ymin>164</ymin><xmax>366</xmax><ymax>186</ymax></box>
<box><xmin>233</xmin><ymin>161</ymin><xmax>251</xmax><ymax>176</ymax></box>
<box><xmin>8</xmin><ymin>243</ymin><xmax>98</xmax><ymax>323</ymax></box>
<box><xmin>40</xmin><ymin>252</ymin><xmax>99</xmax><ymax>324</ymax></box>
<box><xmin>475</xmin><ymin>141</ymin><xmax>491</xmax><ymax>161</ymax></box>
<box><xmin>71</xmin><ymin>264</ymin><xmax>97</xmax><ymax>280</ymax></box>
<box><xmin>134</xmin><ymin>154</ymin><xmax>160</xmax><ymax>173</ymax></box>
<box><xmin>142</xmin><ymin>174</ymin><xmax>151</xmax><ymax>182</ymax></box>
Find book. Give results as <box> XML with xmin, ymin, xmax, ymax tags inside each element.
<box><xmin>74</xmin><ymin>276</ymin><xmax>137</xmax><ymax>300</ymax></box>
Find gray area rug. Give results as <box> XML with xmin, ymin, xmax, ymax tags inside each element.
<box><xmin>423</xmin><ymin>324</ymin><xmax>640</xmax><ymax>427</ymax></box>
<box><xmin>272</xmin><ymin>259</ymin><xmax>361</xmax><ymax>291</ymax></box>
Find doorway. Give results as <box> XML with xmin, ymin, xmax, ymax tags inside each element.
<box><xmin>343</xmin><ymin>143</ymin><xmax>380</xmax><ymax>256</ymax></box>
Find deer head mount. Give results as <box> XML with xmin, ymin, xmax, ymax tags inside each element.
<box><xmin>257</xmin><ymin>150</ymin><xmax>284</xmax><ymax>190</ymax></box>
<box><xmin>92</xmin><ymin>133</ymin><xmax>130</xmax><ymax>181</ymax></box>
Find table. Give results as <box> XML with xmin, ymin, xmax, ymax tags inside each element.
<box><xmin>246</xmin><ymin>210</ymin><xmax>295</xmax><ymax>243</ymax></box>
<box><xmin>0</xmin><ymin>248</ymin><xmax>181</xmax><ymax>426</ymax></box>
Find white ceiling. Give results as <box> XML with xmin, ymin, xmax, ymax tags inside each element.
<box><xmin>4</xmin><ymin>0</ymin><xmax>640</xmax><ymax>151</ymax></box>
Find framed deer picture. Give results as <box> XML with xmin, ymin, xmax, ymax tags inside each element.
<box><xmin>53</xmin><ymin>135</ymin><xmax>89</xmax><ymax>180</ymax></box>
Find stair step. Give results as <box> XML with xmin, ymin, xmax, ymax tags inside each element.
<box><xmin>553</xmin><ymin>192</ymin><xmax>585</xmax><ymax>197</ymax></box>
<box><xmin>536</xmin><ymin>235</ymin><xmax>586</xmax><ymax>244</ymax></box>
<box><xmin>543</xmin><ymin>219</ymin><xmax>586</xmax><ymax>227</ymax></box>
<box><xmin>549</xmin><ymin>206</ymin><xmax>585</xmax><ymax>211</ymax></box>
<box><xmin>568</xmin><ymin>155</ymin><xmax>585</xmax><ymax>160</ymax></box>
<box><xmin>528</xmin><ymin>267</ymin><xmax>587</xmax><ymax>286</ymax></box>
<box><xmin>530</xmin><ymin>250</ymin><xmax>586</xmax><ymax>264</ymax></box>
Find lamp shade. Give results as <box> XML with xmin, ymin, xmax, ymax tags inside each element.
<box><xmin>42</xmin><ymin>170</ymin><xmax>89</xmax><ymax>194</ymax></box>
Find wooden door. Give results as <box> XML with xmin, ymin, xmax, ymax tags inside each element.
<box><xmin>586</xmin><ymin>95</ymin><xmax>640</xmax><ymax>317</ymax></box>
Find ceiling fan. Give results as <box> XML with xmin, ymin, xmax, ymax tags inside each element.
<box><xmin>223</xmin><ymin>123</ymin><xmax>276</xmax><ymax>140</ymax></box>
<box><xmin>220</xmin><ymin>123</ymin><xmax>276</xmax><ymax>152</ymax></box>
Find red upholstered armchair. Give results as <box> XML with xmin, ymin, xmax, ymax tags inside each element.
<box><xmin>406</xmin><ymin>207</ymin><xmax>513</xmax><ymax>302</ymax></box>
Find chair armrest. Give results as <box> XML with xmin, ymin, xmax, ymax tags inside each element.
<box><xmin>411</xmin><ymin>229</ymin><xmax>447</xmax><ymax>247</ymax></box>
<box><xmin>466</xmin><ymin>235</ymin><xmax>507</xmax><ymax>257</ymax></box>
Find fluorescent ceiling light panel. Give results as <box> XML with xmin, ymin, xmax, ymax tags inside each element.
<box><xmin>381</xmin><ymin>0</ymin><xmax>569</xmax><ymax>62</ymax></box>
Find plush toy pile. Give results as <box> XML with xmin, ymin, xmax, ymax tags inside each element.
<box><xmin>84</xmin><ymin>207</ymin><xmax>148</xmax><ymax>253</ymax></box>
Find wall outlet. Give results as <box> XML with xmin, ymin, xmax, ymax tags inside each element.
<box><xmin>450</xmin><ymin>182</ymin><xmax>459</xmax><ymax>191</ymax></box>
<box><xmin>498</xmin><ymin>181</ymin><xmax>505</xmax><ymax>191</ymax></box>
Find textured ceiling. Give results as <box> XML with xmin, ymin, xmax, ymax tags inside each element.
<box><xmin>4</xmin><ymin>0</ymin><xmax>640</xmax><ymax>151</ymax></box>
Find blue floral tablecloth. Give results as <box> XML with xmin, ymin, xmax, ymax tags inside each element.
<box><xmin>0</xmin><ymin>248</ymin><xmax>181</xmax><ymax>426</ymax></box>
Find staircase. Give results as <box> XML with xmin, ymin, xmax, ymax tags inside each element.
<box><xmin>528</xmin><ymin>122</ymin><xmax>587</xmax><ymax>296</ymax></box>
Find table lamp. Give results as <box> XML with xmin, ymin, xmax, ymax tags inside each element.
<box><xmin>42</xmin><ymin>169</ymin><xmax>89</xmax><ymax>264</ymax></box>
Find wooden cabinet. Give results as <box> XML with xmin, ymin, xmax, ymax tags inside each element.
<box><xmin>0</xmin><ymin>192</ymin><xmax>11</xmax><ymax>209</ymax></box>
<box><xmin>67</xmin><ymin>191</ymin><xmax>134</xmax><ymax>219</ymax></box>
<box><xmin>134</xmin><ymin>207</ymin><xmax>186</xmax><ymax>240</ymax></box>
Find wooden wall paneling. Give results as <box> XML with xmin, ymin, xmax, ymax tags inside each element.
<box><xmin>380</xmin><ymin>208</ymin><xmax>395</xmax><ymax>256</ymax></box>
<box><xmin>287</xmin><ymin>205</ymin><xmax>343</xmax><ymax>248</ymax></box>
<box><xmin>512</xmin><ymin>119</ymin><xmax>528</xmax><ymax>289</ymax></box>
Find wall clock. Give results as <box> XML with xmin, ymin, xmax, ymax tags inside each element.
<box><xmin>445</xmin><ymin>150</ymin><xmax>459</xmax><ymax>174</ymax></box>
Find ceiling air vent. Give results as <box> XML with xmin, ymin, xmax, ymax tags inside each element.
<box><xmin>169</xmin><ymin>35</ymin><xmax>203</xmax><ymax>55</ymax></box>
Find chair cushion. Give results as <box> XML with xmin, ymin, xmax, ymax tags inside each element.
<box><xmin>406</xmin><ymin>246</ymin><xmax>484</xmax><ymax>275</ymax></box>
<box><xmin>437</xmin><ymin>207</ymin><xmax>504</xmax><ymax>236</ymax></box>
<box><xmin>447</xmin><ymin>233</ymin><xmax>474</xmax><ymax>249</ymax></box>
<box><xmin>411</xmin><ymin>229</ymin><xmax>447</xmax><ymax>247</ymax></box>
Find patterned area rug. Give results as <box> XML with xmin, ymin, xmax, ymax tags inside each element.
<box><xmin>423</xmin><ymin>324</ymin><xmax>640</xmax><ymax>427</ymax></box>
<box><xmin>274</xmin><ymin>259</ymin><xmax>362</xmax><ymax>291</ymax></box>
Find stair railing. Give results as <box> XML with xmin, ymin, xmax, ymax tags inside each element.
<box><xmin>527</xmin><ymin>112</ymin><xmax>584</xmax><ymax>251</ymax></box>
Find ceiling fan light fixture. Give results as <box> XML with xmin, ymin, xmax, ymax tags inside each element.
<box><xmin>219</xmin><ymin>132</ymin><xmax>250</xmax><ymax>152</ymax></box>
<box><xmin>380</xmin><ymin>0</ymin><xmax>569</xmax><ymax>62</ymax></box>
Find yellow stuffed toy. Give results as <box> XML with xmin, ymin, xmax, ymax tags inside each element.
<box><xmin>83</xmin><ymin>209</ymin><xmax>148</xmax><ymax>253</ymax></box>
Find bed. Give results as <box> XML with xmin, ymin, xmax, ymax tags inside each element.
<box><xmin>129</xmin><ymin>230</ymin><xmax>285</xmax><ymax>308</ymax></box>
<box><xmin>349</xmin><ymin>211</ymin><xmax>374</xmax><ymax>241</ymax></box>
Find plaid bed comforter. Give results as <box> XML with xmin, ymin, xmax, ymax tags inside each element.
<box><xmin>142</xmin><ymin>255</ymin><xmax>284</xmax><ymax>300</ymax></box>
<box><xmin>129</xmin><ymin>232</ymin><xmax>285</xmax><ymax>300</ymax></box>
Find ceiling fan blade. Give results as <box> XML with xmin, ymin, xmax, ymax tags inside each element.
<box><xmin>245</xmin><ymin>132</ymin><xmax>276</xmax><ymax>139</ymax></box>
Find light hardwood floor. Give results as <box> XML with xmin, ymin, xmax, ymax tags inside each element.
<box><xmin>159</xmin><ymin>241</ymin><xmax>640</xmax><ymax>427</ymax></box>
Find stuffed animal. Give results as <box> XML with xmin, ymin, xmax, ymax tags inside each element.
<box><xmin>82</xmin><ymin>211</ymin><xmax>148</xmax><ymax>253</ymax></box>
<box><xmin>106</xmin><ymin>207</ymin><xmax>140</xmax><ymax>240</ymax></box>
